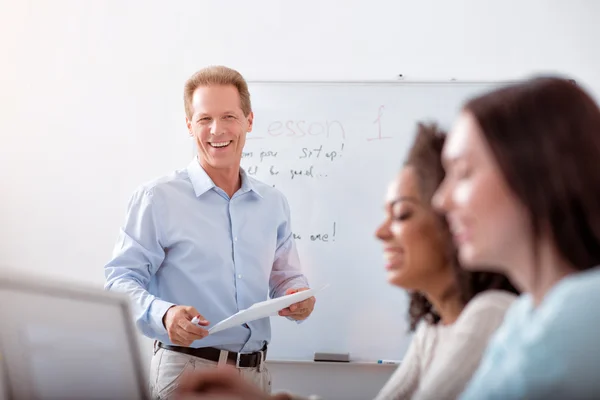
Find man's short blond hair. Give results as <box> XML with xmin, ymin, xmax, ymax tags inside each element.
<box><xmin>184</xmin><ymin>66</ymin><xmax>252</xmax><ymax>119</ymax></box>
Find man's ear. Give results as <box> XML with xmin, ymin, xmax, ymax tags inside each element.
<box><xmin>246</xmin><ymin>111</ymin><xmax>254</xmax><ymax>133</ymax></box>
<box><xmin>186</xmin><ymin>117</ymin><xmax>193</xmax><ymax>136</ymax></box>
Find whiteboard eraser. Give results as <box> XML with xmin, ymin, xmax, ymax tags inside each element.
<box><xmin>314</xmin><ymin>352</ymin><xmax>350</xmax><ymax>362</ymax></box>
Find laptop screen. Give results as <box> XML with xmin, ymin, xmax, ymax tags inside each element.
<box><xmin>0</xmin><ymin>277</ymin><xmax>148</xmax><ymax>400</ymax></box>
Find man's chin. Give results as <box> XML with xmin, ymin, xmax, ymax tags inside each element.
<box><xmin>201</xmin><ymin>157</ymin><xmax>240</xmax><ymax>170</ymax></box>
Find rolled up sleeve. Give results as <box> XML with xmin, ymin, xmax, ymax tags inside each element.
<box><xmin>269</xmin><ymin>196</ymin><xmax>309</xmax><ymax>299</ymax></box>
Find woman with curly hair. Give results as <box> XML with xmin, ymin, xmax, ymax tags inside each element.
<box><xmin>372</xmin><ymin>123</ymin><xmax>518</xmax><ymax>400</ymax></box>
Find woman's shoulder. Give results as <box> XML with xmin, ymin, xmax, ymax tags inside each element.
<box><xmin>414</xmin><ymin>318</ymin><xmax>442</xmax><ymax>337</ymax></box>
<box><xmin>465</xmin><ymin>289</ymin><xmax>518</xmax><ymax>313</ymax></box>
<box><xmin>454</xmin><ymin>290</ymin><xmax>518</xmax><ymax>331</ymax></box>
<box><xmin>536</xmin><ymin>267</ymin><xmax>600</xmax><ymax>330</ymax></box>
<box><xmin>412</xmin><ymin>319</ymin><xmax>444</xmax><ymax>350</ymax></box>
<box><xmin>547</xmin><ymin>266</ymin><xmax>600</xmax><ymax>304</ymax></box>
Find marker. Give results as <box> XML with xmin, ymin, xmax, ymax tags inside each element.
<box><xmin>377</xmin><ymin>360</ymin><xmax>399</xmax><ymax>365</ymax></box>
<box><xmin>191</xmin><ymin>316</ymin><xmax>207</xmax><ymax>325</ymax></box>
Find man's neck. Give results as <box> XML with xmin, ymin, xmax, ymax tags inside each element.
<box><xmin>199</xmin><ymin>159</ymin><xmax>241</xmax><ymax>198</ymax></box>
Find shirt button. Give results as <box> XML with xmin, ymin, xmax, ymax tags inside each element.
<box><xmin>237</xmin><ymin>274</ymin><xmax>242</xmax><ymax>279</ymax></box>
<box><xmin>234</xmin><ymin>237</ymin><xmax>238</xmax><ymax>241</ymax></box>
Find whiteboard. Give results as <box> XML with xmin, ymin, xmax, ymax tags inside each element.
<box><xmin>240</xmin><ymin>81</ymin><xmax>505</xmax><ymax>362</ymax></box>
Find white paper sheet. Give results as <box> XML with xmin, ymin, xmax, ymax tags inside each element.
<box><xmin>208</xmin><ymin>284</ymin><xmax>329</xmax><ymax>334</ymax></box>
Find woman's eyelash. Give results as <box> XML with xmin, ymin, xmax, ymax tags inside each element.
<box><xmin>454</xmin><ymin>164</ymin><xmax>472</xmax><ymax>179</ymax></box>
<box><xmin>395</xmin><ymin>212</ymin><xmax>412</xmax><ymax>221</ymax></box>
<box><xmin>459</xmin><ymin>169</ymin><xmax>471</xmax><ymax>178</ymax></box>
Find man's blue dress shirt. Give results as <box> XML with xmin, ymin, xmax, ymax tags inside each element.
<box><xmin>104</xmin><ymin>158</ymin><xmax>308</xmax><ymax>353</ymax></box>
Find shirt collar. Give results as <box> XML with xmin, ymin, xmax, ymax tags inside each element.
<box><xmin>187</xmin><ymin>158</ymin><xmax>263</xmax><ymax>198</ymax></box>
<box><xmin>239</xmin><ymin>168</ymin><xmax>263</xmax><ymax>198</ymax></box>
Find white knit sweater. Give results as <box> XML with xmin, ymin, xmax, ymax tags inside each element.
<box><xmin>373</xmin><ymin>290</ymin><xmax>517</xmax><ymax>400</ymax></box>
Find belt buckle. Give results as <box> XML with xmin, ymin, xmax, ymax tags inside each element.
<box><xmin>235</xmin><ymin>349</ymin><xmax>264</xmax><ymax>369</ymax></box>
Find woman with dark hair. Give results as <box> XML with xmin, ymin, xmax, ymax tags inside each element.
<box><xmin>372</xmin><ymin>123</ymin><xmax>518</xmax><ymax>400</ymax></box>
<box><xmin>435</xmin><ymin>77</ymin><xmax>600</xmax><ymax>399</ymax></box>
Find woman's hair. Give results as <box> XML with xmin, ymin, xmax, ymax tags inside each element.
<box><xmin>464</xmin><ymin>77</ymin><xmax>600</xmax><ymax>272</ymax></box>
<box><xmin>404</xmin><ymin>123</ymin><xmax>519</xmax><ymax>331</ymax></box>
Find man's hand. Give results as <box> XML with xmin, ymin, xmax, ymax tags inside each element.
<box><xmin>176</xmin><ymin>367</ymin><xmax>292</xmax><ymax>400</ymax></box>
<box><xmin>278</xmin><ymin>287</ymin><xmax>315</xmax><ymax>321</ymax></box>
<box><xmin>163</xmin><ymin>305</ymin><xmax>210</xmax><ymax>346</ymax></box>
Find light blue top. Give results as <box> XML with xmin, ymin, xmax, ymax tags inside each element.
<box><xmin>459</xmin><ymin>266</ymin><xmax>600</xmax><ymax>400</ymax></box>
<box><xmin>104</xmin><ymin>158</ymin><xmax>308</xmax><ymax>353</ymax></box>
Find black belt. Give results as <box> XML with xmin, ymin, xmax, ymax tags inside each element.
<box><xmin>157</xmin><ymin>342</ymin><xmax>267</xmax><ymax>368</ymax></box>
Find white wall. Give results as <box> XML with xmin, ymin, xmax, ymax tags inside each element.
<box><xmin>1</xmin><ymin>1</ymin><xmax>599</xmax><ymax>399</ymax></box>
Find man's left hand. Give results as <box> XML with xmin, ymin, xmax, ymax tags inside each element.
<box><xmin>278</xmin><ymin>287</ymin><xmax>315</xmax><ymax>320</ymax></box>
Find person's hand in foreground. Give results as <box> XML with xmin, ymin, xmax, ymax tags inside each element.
<box><xmin>175</xmin><ymin>366</ymin><xmax>293</xmax><ymax>400</ymax></box>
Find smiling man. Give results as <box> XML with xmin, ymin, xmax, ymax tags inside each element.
<box><xmin>104</xmin><ymin>66</ymin><xmax>315</xmax><ymax>399</ymax></box>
